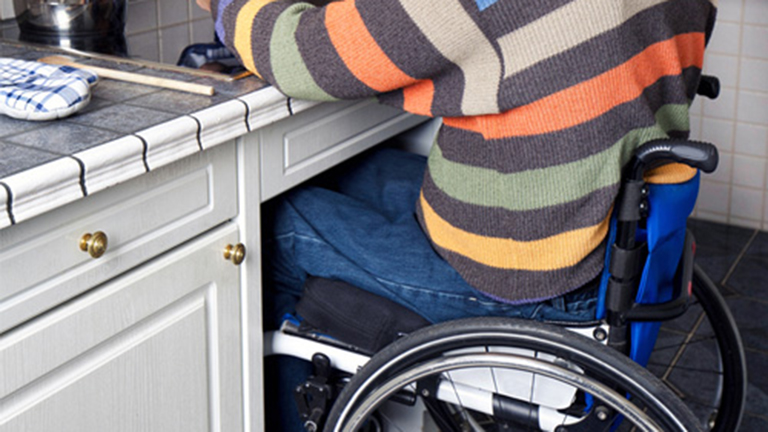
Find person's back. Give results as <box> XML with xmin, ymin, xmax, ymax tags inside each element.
<box><xmin>207</xmin><ymin>0</ymin><xmax>716</xmax><ymax>303</ymax></box>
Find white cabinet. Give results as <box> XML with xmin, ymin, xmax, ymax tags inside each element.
<box><xmin>0</xmin><ymin>224</ymin><xmax>243</xmax><ymax>432</ymax></box>
<box><xmin>0</xmin><ymin>99</ymin><xmax>424</xmax><ymax>432</ymax></box>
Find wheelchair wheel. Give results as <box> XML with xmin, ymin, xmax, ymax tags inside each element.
<box><xmin>324</xmin><ymin>318</ymin><xmax>702</xmax><ymax>432</ymax></box>
<box><xmin>648</xmin><ymin>264</ymin><xmax>747</xmax><ymax>432</ymax></box>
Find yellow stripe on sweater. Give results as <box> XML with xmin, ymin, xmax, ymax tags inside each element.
<box><xmin>420</xmin><ymin>193</ymin><xmax>611</xmax><ymax>271</ymax></box>
<box><xmin>234</xmin><ymin>0</ymin><xmax>274</xmax><ymax>77</ymax></box>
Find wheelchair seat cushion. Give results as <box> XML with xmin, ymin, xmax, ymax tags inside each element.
<box><xmin>296</xmin><ymin>277</ymin><xmax>430</xmax><ymax>354</ymax></box>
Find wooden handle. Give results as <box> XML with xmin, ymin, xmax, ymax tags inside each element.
<box><xmin>37</xmin><ymin>55</ymin><xmax>215</xmax><ymax>96</ymax></box>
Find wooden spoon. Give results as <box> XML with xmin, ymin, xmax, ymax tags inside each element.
<box><xmin>37</xmin><ymin>55</ymin><xmax>215</xmax><ymax>96</ymax></box>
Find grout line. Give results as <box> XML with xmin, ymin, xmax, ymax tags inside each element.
<box><xmin>661</xmin><ymin>312</ymin><xmax>706</xmax><ymax>382</ymax></box>
<box><xmin>722</xmin><ymin>229</ymin><xmax>759</xmax><ymax>286</ymax></box>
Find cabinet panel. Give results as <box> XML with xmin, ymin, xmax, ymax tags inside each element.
<box><xmin>260</xmin><ymin>100</ymin><xmax>425</xmax><ymax>201</ymax></box>
<box><xmin>0</xmin><ymin>224</ymin><xmax>243</xmax><ymax>432</ymax></box>
<box><xmin>0</xmin><ymin>142</ymin><xmax>237</xmax><ymax>333</ymax></box>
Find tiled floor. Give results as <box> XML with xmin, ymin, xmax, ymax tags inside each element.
<box><xmin>682</xmin><ymin>218</ymin><xmax>768</xmax><ymax>430</ymax></box>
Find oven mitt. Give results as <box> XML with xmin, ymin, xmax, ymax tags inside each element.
<box><xmin>0</xmin><ymin>58</ymin><xmax>98</xmax><ymax>121</ymax></box>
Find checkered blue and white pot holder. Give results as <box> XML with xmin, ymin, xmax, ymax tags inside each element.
<box><xmin>0</xmin><ymin>58</ymin><xmax>98</xmax><ymax>121</ymax></box>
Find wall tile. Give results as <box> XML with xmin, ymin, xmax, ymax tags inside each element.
<box><xmin>742</xmin><ymin>25</ymin><xmax>768</xmax><ymax>60</ymax></box>
<box><xmin>732</xmin><ymin>155</ymin><xmax>767</xmax><ymax>189</ymax></box>
<box><xmin>704</xmin><ymin>87</ymin><xmax>737</xmax><ymax>120</ymax></box>
<box><xmin>740</xmin><ymin>58</ymin><xmax>768</xmax><ymax>93</ymax></box>
<box><xmin>701</xmin><ymin>118</ymin><xmax>735</xmax><ymax>151</ymax></box>
<box><xmin>127</xmin><ymin>31</ymin><xmax>160</xmax><ymax>62</ymax></box>
<box><xmin>708</xmin><ymin>152</ymin><xmax>733</xmax><ymax>183</ymax></box>
<box><xmin>744</xmin><ymin>0</ymin><xmax>768</xmax><ymax>26</ymax></box>
<box><xmin>696</xmin><ymin>210</ymin><xmax>729</xmax><ymax>224</ymax></box>
<box><xmin>719</xmin><ymin>0</ymin><xmax>745</xmax><ymax>22</ymax></box>
<box><xmin>690</xmin><ymin>114</ymin><xmax>703</xmax><ymax>140</ymax></box>
<box><xmin>708</xmin><ymin>22</ymin><xmax>742</xmax><ymax>56</ymax></box>
<box><xmin>704</xmin><ymin>53</ymin><xmax>740</xmax><ymax>88</ymax></box>
<box><xmin>731</xmin><ymin>186</ymin><xmax>764</xmax><ymax>220</ymax></box>
<box><xmin>126</xmin><ymin>0</ymin><xmax>158</xmax><ymax>35</ymax></box>
<box><xmin>737</xmin><ymin>91</ymin><xmax>768</xmax><ymax>124</ymax></box>
<box><xmin>699</xmin><ymin>180</ymin><xmax>731</xmax><ymax>214</ymax></box>
<box><xmin>159</xmin><ymin>23</ymin><xmax>190</xmax><ymax>64</ymax></box>
<box><xmin>159</xmin><ymin>0</ymin><xmax>190</xmax><ymax>27</ymax></box>
<box><xmin>735</xmin><ymin>123</ymin><xmax>768</xmax><ymax>157</ymax></box>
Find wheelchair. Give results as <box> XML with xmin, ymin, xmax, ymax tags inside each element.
<box><xmin>264</xmin><ymin>80</ymin><xmax>747</xmax><ymax>432</ymax></box>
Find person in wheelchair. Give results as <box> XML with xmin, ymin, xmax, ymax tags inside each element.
<box><xmin>198</xmin><ymin>1</ymin><xmax>745</xmax><ymax>431</ymax></box>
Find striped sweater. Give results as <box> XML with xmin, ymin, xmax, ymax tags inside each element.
<box><xmin>211</xmin><ymin>0</ymin><xmax>717</xmax><ymax>303</ymax></box>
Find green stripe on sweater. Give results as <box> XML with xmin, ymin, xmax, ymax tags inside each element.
<box><xmin>270</xmin><ymin>4</ymin><xmax>337</xmax><ymax>101</ymax></box>
<box><xmin>428</xmin><ymin>103</ymin><xmax>689</xmax><ymax>211</ymax></box>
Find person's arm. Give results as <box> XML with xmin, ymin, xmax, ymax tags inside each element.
<box><xmin>208</xmin><ymin>0</ymin><xmax>468</xmax><ymax>102</ymax></box>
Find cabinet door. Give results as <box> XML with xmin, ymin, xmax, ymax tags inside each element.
<box><xmin>0</xmin><ymin>224</ymin><xmax>243</xmax><ymax>432</ymax></box>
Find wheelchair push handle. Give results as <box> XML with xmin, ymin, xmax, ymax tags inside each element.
<box><xmin>629</xmin><ymin>139</ymin><xmax>719</xmax><ymax>181</ymax></box>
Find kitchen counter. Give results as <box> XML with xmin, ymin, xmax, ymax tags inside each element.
<box><xmin>0</xmin><ymin>40</ymin><xmax>322</xmax><ymax>229</ymax></box>
<box><xmin>0</xmin><ymin>37</ymin><xmax>424</xmax><ymax>432</ymax></box>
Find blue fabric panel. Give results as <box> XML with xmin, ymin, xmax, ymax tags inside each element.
<box><xmin>629</xmin><ymin>172</ymin><xmax>700</xmax><ymax>367</ymax></box>
<box><xmin>475</xmin><ymin>0</ymin><xmax>499</xmax><ymax>11</ymax></box>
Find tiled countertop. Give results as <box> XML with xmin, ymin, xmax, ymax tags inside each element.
<box><xmin>0</xmin><ymin>41</ymin><xmax>320</xmax><ymax>230</ymax></box>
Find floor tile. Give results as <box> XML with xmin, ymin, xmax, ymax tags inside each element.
<box><xmin>739</xmin><ymin>413</ymin><xmax>768</xmax><ymax>431</ymax></box>
<box><xmin>695</xmin><ymin>246</ymin><xmax>741</xmax><ymax>285</ymax></box>
<box><xmin>744</xmin><ymin>349</ymin><xmax>768</xmax><ymax>416</ymax></box>
<box><xmin>725</xmin><ymin>297</ymin><xmax>768</xmax><ymax>353</ymax></box>
<box><xmin>688</xmin><ymin>218</ymin><xmax>756</xmax><ymax>252</ymax></box>
<box><xmin>727</xmin><ymin>258</ymin><xmax>768</xmax><ymax>299</ymax></box>
<box><xmin>746</xmin><ymin>231</ymin><xmax>768</xmax><ymax>261</ymax></box>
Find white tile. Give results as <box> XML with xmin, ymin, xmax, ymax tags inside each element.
<box><xmin>1</xmin><ymin>158</ymin><xmax>83</xmax><ymax>225</ymax></box>
<box><xmin>729</xmin><ymin>216</ymin><xmax>763</xmax><ymax>229</ymax></box>
<box><xmin>703</xmin><ymin>87</ymin><xmax>737</xmax><ymax>120</ymax></box>
<box><xmin>719</xmin><ymin>0</ymin><xmax>745</xmax><ymax>22</ymax></box>
<box><xmin>708</xmin><ymin>22</ymin><xmax>742</xmax><ymax>56</ymax></box>
<box><xmin>708</xmin><ymin>152</ymin><xmax>733</xmax><ymax>183</ymax></box>
<box><xmin>191</xmin><ymin>0</ymin><xmax>211</xmax><ymax>20</ymax></box>
<box><xmin>742</xmin><ymin>25</ymin><xmax>768</xmax><ymax>60</ymax></box>
<box><xmin>126</xmin><ymin>0</ymin><xmax>158</xmax><ymax>35</ymax></box>
<box><xmin>732</xmin><ymin>155</ymin><xmax>767</xmax><ymax>188</ymax></box>
<box><xmin>735</xmin><ymin>123</ymin><xmax>768</xmax><ymax>157</ymax></box>
<box><xmin>137</xmin><ymin>116</ymin><xmax>201</xmax><ymax>171</ymax></box>
<box><xmin>694</xmin><ymin>210</ymin><xmax>729</xmax><ymax>224</ymax></box>
<box><xmin>736</xmin><ymin>90</ymin><xmax>768</xmax><ymax>124</ymax></box>
<box><xmin>75</xmin><ymin>136</ymin><xmax>146</xmax><ymax>196</ymax></box>
<box><xmin>703</xmin><ymin>53</ymin><xmax>740</xmax><ymax>88</ymax></box>
<box><xmin>191</xmin><ymin>17</ymin><xmax>215</xmax><ymax>44</ymax></box>
<box><xmin>239</xmin><ymin>87</ymin><xmax>291</xmax><ymax>131</ymax></box>
<box><xmin>690</xmin><ymin>96</ymin><xmax>704</xmax><ymax>116</ymax></box>
<box><xmin>700</xmin><ymin>118</ymin><xmax>735</xmax><ymax>151</ymax></box>
<box><xmin>0</xmin><ymin>185</ymin><xmax>10</xmax><ymax>229</ymax></box>
<box><xmin>127</xmin><ymin>31</ymin><xmax>161</xmax><ymax>62</ymax></box>
<box><xmin>690</xmin><ymin>114</ymin><xmax>703</xmax><ymax>141</ymax></box>
<box><xmin>159</xmin><ymin>0</ymin><xmax>190</xmax><ymax>26</ymax></box>
<box><xmin>698</xmin><ymin>180</ymin><xmax>731</xmax><ymax>213</ymax></box>
<box><xmin>739</xmin><ymin>58</ymin><xmax>768</xmax><ymax>92</ymax></box>
<box><xmin>764</xmin><ymin>192</ymin><xmax>768</xmax><ymax>229</ymax></box>
<box><xmin>744</xmin><ymin>0</ymin><xmax>768</xmax><ymax>25</ymax></box>
<box><xmin>192</xmin><ymin>100</ymin><xmax>249</xmax><ymax>150</ymax></box>
<box><xmin>730</xmin><ymin>185</ymin><xmax>764</xmax><ymax>219</ymax></box>
<box><xmin>159</xmin><ymin>23</ymin><xmax>191</xmax><ymax>64</ymax></box>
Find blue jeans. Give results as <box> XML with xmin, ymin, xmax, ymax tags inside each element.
<box><xmin>261</xmin><ymin>147</ymin><xmax>599</xmax><ymax>432</ymax></box>
<box><xmin>262</xmin><ymin>147</ymin><xmax>598</xmax><ymax>325</ymax></box>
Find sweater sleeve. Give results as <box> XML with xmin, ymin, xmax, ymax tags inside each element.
<box><xmin>210</xmin><ymin>0</ymin><xmax>457</xmax><ymax>104</ymax></box>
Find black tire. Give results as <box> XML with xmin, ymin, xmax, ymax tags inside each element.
<box><xmin>324</xmin><ymin>317</ymin><xmax>703</xmax><ymax>432</ymax></box>
<box><xmin>648</xmin><ymin>264</ymin><xmax>746</xmax><ymax>431</ymax></box>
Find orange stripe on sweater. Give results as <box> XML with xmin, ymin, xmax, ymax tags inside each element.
<box><xmin>325</xmin><ymin>1</ymin><xmax>417</xmax><ymax>92</ymax></box>
<box><xmin>403</xmin><ymin>79</ymin><xmax>435</xmax><ymax>116</ymax></box>
<box><xmin>443</xmin><ymin>32</ymin><xmax>705</xmax><ymax>139</ymax></box>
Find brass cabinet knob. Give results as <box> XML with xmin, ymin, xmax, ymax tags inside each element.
<box><xmin>224</xmin><ymin>243</ymin><xmax>246</xmax><ymax>266</ymax></box>
<box><xmin>80</xmin><ymin>231</ymin><xmax>108</xmax><ymax>259</ymax></box>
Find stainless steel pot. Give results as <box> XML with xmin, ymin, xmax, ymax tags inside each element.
<box><xmin>14</xmin><ymin>0</ymin><xmax>126</xmax><ymax>36</ymax></box>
